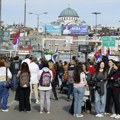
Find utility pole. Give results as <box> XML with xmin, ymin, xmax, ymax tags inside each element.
<box><xmin>0</xmin><ymin>0</ymin><xmax>2</xmax><ymax>53</ymax></box>
<box><xmin>24</xmin><ymin>0</ymin><xmax>26</xmax><ymax>42</ymax></box>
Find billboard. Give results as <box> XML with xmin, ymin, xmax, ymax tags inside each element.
<box><xmin>39</xmin><ymin>24</ymin><xmax>61</xmax><ymax>34</ymax></box>
<box><xmin>62</xmin><ymin>25</ymin><xmax>88</xmax><ymax>35</ymax></box>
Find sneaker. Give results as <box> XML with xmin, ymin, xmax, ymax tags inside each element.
<box><xmin>1</xmin><ymin>109</ymin><xmax>9</xmax><ymax>112</ymax></box>
<box><xmin>47</xmin><ymin>111</ymin><xmax>50</xmax><ymax>114</ymax></box>
<box><xmin>26</xmin><ymin>111</ymin><xmax>31</xmax><ymax>113</ymax></box>
<box><xmin>115</xmin><ymin>115</ymin><xmax>120</xmax><ymax>119</ymax></box>
<box><xmin>40</xmin><ymin>111</ymin><xmax>43</xmax><ymax>114</ymax></box>
<box><xmin>36</xmin><ymin>100</ymin><xmax>40</xmax><ymax>104</ymax></box>
<box><xmin>110</xmin><ymin>113</ymin><xmax>117</xmax><ymax>118</ymax></box>
<box><xmin>96</xmin><ymin>114</ymin><xmax>104</xmax><ymax>117</ymax></box>
<box><xmin>76</xmin><ymin>114</ymin><xmax>84</xmax><ymax>117</ymax></box>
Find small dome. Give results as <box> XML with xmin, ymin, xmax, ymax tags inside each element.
<box><xmin>59</xmin><ymin>7</ymin><xmax>79</xmax><ymax>17</ymax></box>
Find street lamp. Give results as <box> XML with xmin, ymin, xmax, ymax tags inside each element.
<box><xmin>24</xmin><ymin>0</ymin><xmax>26</xmax><ymax>27</ymax></box>
<box><xmin>29</xmin><ymin>12</ymin><xmax>48</xmax><ymax>30</ymax></box>
<box><xmin>92</xmin><ymin>12</ymin><xmax>101</xmax><ymax>52</ymax></box>
<box><xmin>92</xmin><ymin>12</ymin><xmax>101</xmax><ymax>37</ymax></box>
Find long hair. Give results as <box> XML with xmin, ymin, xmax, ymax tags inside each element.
<box><xmin>95</xmin><ymin>61</ymin><xmax>106</xmax><ymax>75</ymax></box>
<box><xmin>74</xmin><ymin>65</ymin><xmax>82</xmax><ymax>83</ymax></box>
<box><xmin>20</xmin><ymin>62</ymin><xmax>30</xmax><ymax>75</ymax></box>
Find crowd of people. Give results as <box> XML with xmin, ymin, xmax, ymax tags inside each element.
<box><xmin>0</xmin><ymin>54</ymin><xmax>120</xmax><ymax>119</ymax></box>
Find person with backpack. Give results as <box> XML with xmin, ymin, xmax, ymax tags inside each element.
<box><xmin>9</xmin><ymin>56</ymin><xmax>21</xmax><ymax>91</ymax></box>
<box><xmin>17</xmin><ymin>62</ymin><xmax>31</xmax><ymax>113</ymax></box>
<box><xmin>38</xmin><ymin>61</ymin><xmax>53</xmax><ymax>114</ymax></box>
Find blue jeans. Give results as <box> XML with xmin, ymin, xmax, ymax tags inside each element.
<box><xmin>68</xmin><ymin>83</ymin><xmax>73</xmax><ymax>99</ymax></box>
<box><xmin>11</xmin><ymin>74</ymin><xmax>18</xmax><ymax>91</ymax></box>
<box><xmin>95</xmin><ymin>82</ymin><xmax>107</xmax><ymax>114</ymax></box>
<box><xmin>0</xmin><ymin>81</ymin><xmax>9</xmax><ymax>110</ymax></box>
<box><xmin>74</xmin><ymin>87</ymin><xmax>85</xmax><ymax>115</ymax></box>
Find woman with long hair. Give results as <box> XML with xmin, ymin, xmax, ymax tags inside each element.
<box><xmin>93</xmin><ymin>61</ymin><xmax>107</xmax><ymax>117</ymax></box>
<box><xmin>73</xmin><ymin>65</ymin><xmax>87</xmax><ymax>117</ymax></box>
<box><xmin>110</xmin><ymin>62</ymin><xmax>120</xmax><ymax>119</ymax></box>
<box><xmin>17</xmin><ymin>62</ymin><xmax>31</xmax><ymax>112</ymax></box>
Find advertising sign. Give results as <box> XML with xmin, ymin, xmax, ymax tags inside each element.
<box><xmin>39</xmin><ymin>24</ymin><xmax>61</xmax><ymax>34</ymax></box>
<box><xmin>62</xmin><ymin>25</ymin><xmax>88</xmax><ymax>35</ymax></box>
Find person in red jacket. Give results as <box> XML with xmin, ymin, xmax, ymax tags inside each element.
<box><xmin>87</xmin><ymin>61</ymin><xmax>96</xmax><ymax>76</ymax></box>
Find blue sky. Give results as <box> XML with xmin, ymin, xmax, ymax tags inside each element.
<box><xmin>2</xmin><ymin>0</ymin><xmax>120</xmax><ymax>28</ymax></box>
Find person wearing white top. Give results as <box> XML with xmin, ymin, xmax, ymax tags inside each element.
<box><xmin>73</xmin><ymin>66</ymin><xmax>87</xmax><ymax>118</ymax></box>
<box><xmin>38</xmin><ymin>61</ymin><xmax>53</xmax><ymax>114</ymax></box>
<box><xmin>29</xmin><ymin>57</ymin><xmax>39</xmax><ymax>104</ymax></box>
<box><xmin>0</xmin><ymin>58</ymin><xmax>12</xmax><ymax>112</ymax></box>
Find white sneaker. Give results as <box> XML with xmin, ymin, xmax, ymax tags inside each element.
<box><xmin>76</xmin><ymin>114</ymin><xmax>83</xmax><ymax>117</ymax></box>
<box><xmin>1</xmin><ymin>109</ymin><xmax>9</xmax><ymax>112</ymax></box>
<box><xmin>115</xmin><ymin>115</ymin><xmax>120</xmax><ymax>119</ymax></box>
<box><xmin>40</xmin><ymin>111</ymin><xmax>43</xmax><ymax>114</ymax></box>
<box><xmin>35</xmin><ymin>100</ymin><xmax>40</xmax><ymax>104</ymax></box>
<box><xmin>47</xmin><ymin>111</ymin><xmax>50</xmax><ymax>114</ymax></box>
<box><xmin>110</xmin><ymin>113</ymin><xmax>117</xmax><ymax>118</ymax></box>
<box><xmin>96</xmin><ymin>114</ymin><xmax>104</xmax><ymax>117</ymax></box>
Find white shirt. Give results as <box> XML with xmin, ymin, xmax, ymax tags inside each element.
<box><xmin>29</xmin><ymin>62</ymin><xmax>39</xmax><ymax>84</ymax></box>
<box><xmin>74</xmin><ymin>72</ymin><xmax>87</xmax><ymax>88</ymax></box>
<box><xmin>0</xmin><ymin>67</ymin><xmax>12</xmax><ymax>82</ymax></box>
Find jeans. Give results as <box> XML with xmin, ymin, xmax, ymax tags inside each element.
<box><xmin>0</xmin><ymin>81</ymin><xmax>9</xmax><ymax>110</ymax></box>
<box><xmin>68</xmin><ymin>83</ymin><xmax>73</xmax><ymax>99</ymax></box>
<box><xmin>74</xmin><ymin>87</ymin><xmax>85</xmax><ymax>115</ymax></box>
<box><xmin>95</xmin><ymin>82</ymin><xmax>107</xmax><ymax>114</ymax></box>
<box><xmin>11</xmin><ymin>74</ymin><xmax>18</xmax><ymax>91</ymax></box>
<box><xmin>40</xmin><ymin>90</ymin><xmax>52</xmax><ymax>112</ymax></box>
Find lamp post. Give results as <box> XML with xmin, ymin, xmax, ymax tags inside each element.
<box><xmin>24</xmin><ymin>0</ymin><xmax>26</xmax><ymax>27</ymax></box>
<box><xmin>92</xmin><ymin>12</ymin><xmax>101</xmax><ymax>37</ymax></box>
<box><xmin>29</xmin><ymin>12</ymin><xmax>47</xmax><ymax>30</ymax></box>
<box><xmin>92</xmin><ymin>12</ymin><xmax>101</xmax><ymax>52</ymax></box>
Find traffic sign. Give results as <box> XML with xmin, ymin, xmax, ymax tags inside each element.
<box><xmin>102</xmin><ymin>36</ymin><xmax>116</xmax><ymax>47</ymax></box>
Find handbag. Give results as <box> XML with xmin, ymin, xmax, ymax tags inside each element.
<box><xmin>6</xmin><ymin>68</ymin><xmax>12</xmax><ymax>89</ymax></box>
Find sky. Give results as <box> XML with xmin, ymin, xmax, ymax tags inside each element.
<box><xmin>2</xmin><ymin>0</ymin><xmax>120</xmax><ymax>28</ymax></box>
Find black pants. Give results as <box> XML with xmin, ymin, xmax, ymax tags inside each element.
<box><xmin>112</xmin><ymin>90</ymin><xmax>120</xmax><ymax>114</ymax></box>
<box><xmin>105</xmin><ymin>87</ymin><xmax>113</xmax><ymax>113</ymax></box>
<box><xmin>52</xmin><ymin>81</ymin><xmax>58</xmax><ymax>100</ymax></box>
<box><xmin>19</xmin><ymin>87</ymin><xmax>31</xmax><ymax>111</ymax></box>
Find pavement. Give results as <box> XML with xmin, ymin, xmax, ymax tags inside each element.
<box><xmin>0</xmin><ymin>89</ymin><xmax>114</xmax><ymax>120</ymax></box>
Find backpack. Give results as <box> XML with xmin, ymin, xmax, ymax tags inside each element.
<box><xmin>39</xmin><ymin>71</ymin><xmax>51</xmax><ymax>87</ymax></box>
<box><xmin>19</xmin><ymin>72</ymin><xmax>30</xmax><ymax>88</ymax></box>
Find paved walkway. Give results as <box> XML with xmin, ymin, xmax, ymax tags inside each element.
<box><xmin>0</xmin><ymin>90</ymin><xmax>114</xmax><ymax>120</ymax></box>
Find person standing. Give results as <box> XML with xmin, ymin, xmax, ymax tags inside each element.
<box><xmin>9</xmin><ymin>56</ymin><xmax>21</xmax><ymax>91</ymax></box>
<box><xmin>38</xmin><ymin>61</ymin><xmax>53</xmax><ymax>114</ymax></box>
<box><xmin>105</xmin><ymin>59</ymin><xmax>116</xmax><ymax>114</ymax></box>
<box><xmin>110</xmin><ymin>62</ymin><xmax>120</xmax><ymax>119</ymax></box>
<box><xmin>17</xmin><ymin>62</ymin><xmax>31</xmax><ymax>112</ymax></box>
<box><xmin>0</xmin><ymin>58</ymin><xmax>12</xmax><ymax>112</ymax></box>
<box><xmin>73</xmin><ymin>65</ymin><xmax>87</xmax><ymax>117</ymax></box>
<box><xmin>29</xmin><ymin>57</ymin><xmax>39</xmax><ymax>104</ymax></box>
<box><xmin>93</xmin><ymin>61</ymin><xmax>107</xmax><ymax>117</ymax></box>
